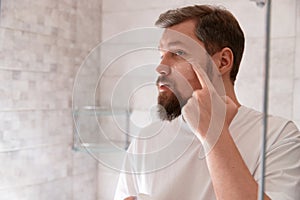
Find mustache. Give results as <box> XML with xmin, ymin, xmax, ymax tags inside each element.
<box><xmin>156</xmin><ymin>76</ymin><xmax>175</xmax><ymax>88</ymax></box>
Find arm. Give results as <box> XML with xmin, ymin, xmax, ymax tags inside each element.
<box><xmin>124</xmin><ymin>197</ymin><xmax>136</xmax><ymax>200</ymax></box>
<box><xmin>255</xmin><ymin>121</ymin><xmax>300</xmax><ymax>199</ymax></box>
<box><xmin>206</xmin><ymin>125</ymin><xmax>270</xmax><ymax>200</ymax></box>
<box><xmin>182</xmin><ymin>66</ymin><xmax>271</xmax><ymax>199</ymax></box>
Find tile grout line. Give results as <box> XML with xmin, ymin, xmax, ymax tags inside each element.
<box><xmin>0</xmin><ymin>108</ymin><xmax>72</xmax><ymax>112</ymax></box>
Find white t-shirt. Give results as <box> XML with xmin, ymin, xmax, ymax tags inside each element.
<box><xmin>114</xmin><ymin>106</ymin><xmax>300</xmax><ymax>200</ymax></box>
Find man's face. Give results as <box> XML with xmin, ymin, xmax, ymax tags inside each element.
<box><xmin>156</xmin><ymin>20</ymin><xmax>209</xmax><ymax>121</ymax></box>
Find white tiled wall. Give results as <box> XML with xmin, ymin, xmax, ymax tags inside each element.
<box><xmin>99</xmin><ymin>0</ymin><xmax>300</xmax><ymax>199</ymax></box>
<box><xmin>0</xmin><ymin>0</ymin><xmax>101</xmax><ymax>199</ymax></box>
<box><xmin>1</xmin><ymin>0</ymin><xmax>299</xmax><ymax>199</ymax></box>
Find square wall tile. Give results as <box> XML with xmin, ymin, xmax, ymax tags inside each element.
<box><xmin>270</xmin><ymin>37</ymin><xmax>295</xmax><ymax>80</ymax></box>
<box><xmin>0</xmin><ymin>177</ymin><xmax>73</xmax><ymax>200</ymax></box>
<box><xmin>0</xmin><ymin>110</ymin><xmax>72</xmax><ymax>152</ymax></box>
<box><xmin>297</xmin><ymin>0</ymin><xmax>300</xmax><ymax>36</ymax></box>
<box><xmin>98</xmin><ymin>164</ymin><xmax>120</xmax><ymax>200</ymax></box>
<box><xmin>73</xmin><ymin>172</ymin><xmax>98</xmax><ymax>200</ymax></box>
<box><xmin>268</xmin><ymin>78</ymin><xmax>294</xmax><ymax>119</ymax></box>
<box><xmin>271</xmin><ymin>0</ymin><xmax>296</xmax><ymax>38</ymax></box>
<box><xmin>72</xmin><ymin>151</ymin><xmax>98</xmax><ymax>175</ymax></box>
<box><xmin>0</xmin><ymin>0</ymin><xmax>77</xmax><ymax>38</ymax></box>
<box><xmin>240</xmin><ymin>37</ymin><xmax>265</xmax><ymax>78</ymax></box>
<box><xmin>235</xmin><ymin>76</ymin><xmax>263</xmax><ymax>112</ymax></box>
<box><xmin>294</xmin><ymin>120</ymin><xmax>300</xmax><ymax>130</ymax></box>
<box><xmin>103</xmin><ymin>0</ymin><xmax>185</xmax><ymax>13</ymax></box>
<box><xmin>293</xmin><ymin>79</ymin><xmax>300</xmax><ymax>121</ymax></box>
<box><xmin>295</xmin><ymin>38</ymin><xmax>300</xmax><ymax>79</ymax></box>
<box><xmin>102</xmin><ymin>8</ymin><xmax>167</xmax><ymax>40</ymax></box>
<box><xmin>0</xmin><ymin>145</ymin><xmax>72</xmax><ymax>189</ymax></box>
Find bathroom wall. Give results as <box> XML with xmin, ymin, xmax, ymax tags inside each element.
<box><xmin>0</xmin><ymin>0</ymin><xmax>101</xmax><ymax>199</ymax></box>
<box><xmin>99</xmin><ymin>0</ymin><xmax>300</xmax><ymax>199</ymax></box>
<box><xmin>294</xmin><ymin>1</ymin><xmax>300</xmax><ymax>128</ymax></box>
<box><xmin>0</xmin><ymin>0</ymin><xmax>298</xmax><ymax>199</ymax></box>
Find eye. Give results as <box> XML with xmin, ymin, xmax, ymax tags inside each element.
<box><xmin>174</xmin><ymin>50</ymin><xmax>185</xmax><ymax>56</ymax></box>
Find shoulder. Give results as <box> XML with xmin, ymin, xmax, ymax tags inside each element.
<box><xmin>235</xmin><ymin>105</ymin><xmax>298</xmax><ymax>132</ymax></box>
<box><xmin>236</xmin><ymin>105</ymin><xmax>300</xmax><ymax>146</ymax></box>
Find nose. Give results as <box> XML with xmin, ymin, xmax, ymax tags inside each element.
<box><xmin>156</xmin><ymin>63</ymin><xmax>171</xmax><ymax>75</ymax></box>
<box><xmin>156</xmin><ymin>53</ymin><xmax>171</xmax><ymax>75</ymax></box>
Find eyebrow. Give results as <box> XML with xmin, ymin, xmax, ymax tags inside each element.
<box><xmin>158</xmin><ymin>41</ymin><xmax>188</xmax><ymax>51</ymax></box>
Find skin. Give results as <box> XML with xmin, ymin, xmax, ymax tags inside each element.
<box><xmin>124</xmin><ymin>197</ymin><xmax>135</xmax><ymax>200</ymax></box>
<box><xmin>125</xmin><ymin>20</ymin><xmax>271</xmax><ymax>200</ymax></box>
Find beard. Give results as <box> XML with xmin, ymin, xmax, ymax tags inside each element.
<box><xmin>156</xmin><ymin>76</ymin><xmax>187</xmax><ymax>121</ymax></box>
<box><xmin>157</xmin><ymin>91</ymin><xmax>182</xmax><ymax>121</ymax></box>
<box><xmin>156</xmin><ymin>57</ymin><xmax>214</xmax><ymax>121</ymax></box>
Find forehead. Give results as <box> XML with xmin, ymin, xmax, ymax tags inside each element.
<box><xmin>159</xmin><ymin>20</ymin><xmax>205</xmax><ymax>49</ymax></box>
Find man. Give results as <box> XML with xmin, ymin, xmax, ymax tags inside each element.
<box><xmin>114</xmin><ymin>5</ymin><xmax>300</xmax><ymax>200</ymax></box>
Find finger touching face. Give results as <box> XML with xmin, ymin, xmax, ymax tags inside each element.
<box><xmin>157</xmin><ymin>20</ymin><xmax>210</xmax><ymax>101</ymax></box>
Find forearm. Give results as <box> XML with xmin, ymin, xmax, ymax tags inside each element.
<box><xmin>206</xmin><ymin>127</ymin><xmax>270</xmax><ymax>200</ymax></box>
<box><xmin>124</xmin><ymin>197</ymin><xmax>136</xmax><ymax>200</ymax></box>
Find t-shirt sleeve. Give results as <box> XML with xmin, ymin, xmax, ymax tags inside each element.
<box><xmin>255</xmin><ymin>121</ymin><xmax>300</xmax><ymax>200</ymax></box>
<box><xmin>114</xmin><ymin>170</ymin><xmax>137</xmax><ymax>200</ymax></box>
<box><xmin>114</xmin><ymin>142</ymin><xmax>138</xmax><ymax>200</ymax></box>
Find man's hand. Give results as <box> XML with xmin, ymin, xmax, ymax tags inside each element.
<box><xmin>124</xmin><ymin>196</ymin><xmax>136</xmax><ymax>200</ymax></box>
<box><xmin>182</xmin><ymin>65</ymin><xmax>237</xmax><ymax>143</ymax></box>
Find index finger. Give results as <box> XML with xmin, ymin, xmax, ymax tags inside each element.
<box><xmin>191</xmin><ymin>63</ymin><xmax>212</xmax><ymax>90</ymax></box>
<box><xmin>191</xmin><ymin>61</ymin><xmax>227</xmax><ymax>98</ymax></box>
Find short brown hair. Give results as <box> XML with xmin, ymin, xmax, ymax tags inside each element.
<box><xmin>155</xmin><ymin>5</ymin><xmax>245</xmax><ymax>84</ymax></box>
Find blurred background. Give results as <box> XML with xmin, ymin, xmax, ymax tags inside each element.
<box><xmin>0</xmin><ymin>0</ymin><xmax>299</xmax><ymax>199</ymax></box>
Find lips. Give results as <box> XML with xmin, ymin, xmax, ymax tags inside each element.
<box><xmin>156</xmin><ymin>76</ymin><xmax>174</xmax><ymax>92</ymax></box>
<box><xmin>159</xmin><ymin>85</ymin><xmax>169</xmax><ymax>92</ymax></box>
<box><xmin>158</xmin><ymin>82</ymin><xmax>172</xmax><ymax>92</ymax></box>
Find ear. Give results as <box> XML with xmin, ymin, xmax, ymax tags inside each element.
<box><xmin>212</xmin><ymin>47</ymin><xmax>234</xmax><ymax>75</ymax></box>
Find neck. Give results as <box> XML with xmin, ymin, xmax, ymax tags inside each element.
<box><xmin>224</xmin><ymin>79</ymin><xmax>241</xmax><ymax>107</ymax></box>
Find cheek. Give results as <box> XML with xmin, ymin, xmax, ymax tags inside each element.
<box><xmin>174</xmin><ymin>63</ymin><xmax>200</xmax><ymax>89</ymax></box>
<box><xmin>174</xmin><ymin>63</ymin><xmax>193</xmax><ymax>79</ymax></box>
<box><xmin>170</xmin><ymin>63</ymin><xmax>200</xmax><ymax>101</ymax></box>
